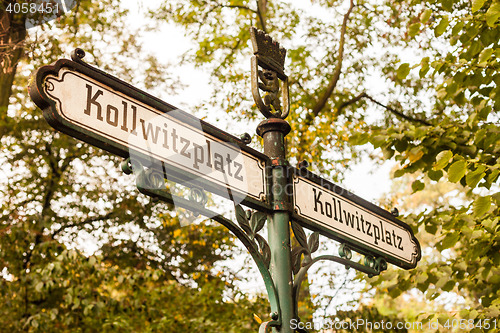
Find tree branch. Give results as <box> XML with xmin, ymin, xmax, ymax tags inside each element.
<box><xmin>308</xmin><ymin>0</ymin><xmax>355</xmax><ymax>120</ymax></box>
<box><xmin>364</xmin><ymin>94</ymin><xmax>432</xmax><ymax>126</ymax></box>
<box><xmin>335</xmin><ymin>92</ymin><xmax>433</xmax><ymax>126</ymax></box>
<box><xmin>51</xmin><ymin>211</ymin><xmax>116</xmax><ymax>238</ymax></box>
<box><xmin>334</xmin><ymin>92</ymin><xmax>367</xmax><ymax>116</ymax></box>
<box><xmin>256</xmin><ymin>0</ymin><xmax>268</xmax><ymax>33</ymax></box>
<box><xmin>225</xmin><ymin>5</ymin><xmax>257</xmax><ymax>14</ymax></box>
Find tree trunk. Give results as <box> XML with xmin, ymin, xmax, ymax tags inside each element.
<box><xmin>1</xmin><ymin>2</ymin><xmax>27</xmax><ymax>112</ymax></box>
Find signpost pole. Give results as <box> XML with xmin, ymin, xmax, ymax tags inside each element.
<box><xmin>258</xmin><ymin>119</ymin><xmax>293</xmax><ymax>333</ymax></box>
<box><xmin>250</xmin><ymin>27</ymin><xmax>295</xmax><ymax>333</ymax></box>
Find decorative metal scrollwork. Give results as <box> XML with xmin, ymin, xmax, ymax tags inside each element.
<box><xmin>364</xmin><ymin>255</ymin><xmax>388</xmax><ymax>277</ymax></box>
<box><xmin>338</xmin><ymin>243</ymin><xmax>352</xmax><ymax>260</ymax></box>
<box><xmin>291</xmin><ymin>222</ymin><xmax>320</xmax><ymax>275</ymax></box>
<box><xmin>290</xmin><ymin>222</ymin><xmax>388</xmax><ymax>324</ymax></box>
<box><xmin>235</xmin><ymin>205</ymin><xmax>271</xmax><ymax>269</ymax></box>
<box><xmin>250</xmin><ymin>27</ymin><xmax>290</xmax><ymax>120</ymax></box>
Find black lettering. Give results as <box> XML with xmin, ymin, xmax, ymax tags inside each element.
<box><xmin>373</xmin><ymin>224</ymin><xmax>380</xmax><ymax>245</ymax></box>
<box><xmin>140</xmin><ymin>119</ymin><xmax>161</xmax><ymax>143</ymax></box>
<box><xmin>343</xmin><ymin>211</ymin><xmax>356</xmax><ymax>228</ymax></box>
<box><xmin>397</xmin><ymin>236</ymin><xmax>403</xmax><ymax>250</ymax></box>
<box><xmin>130</xmin><ymin>104</ymin><xmax>138</xmax><ymax>135</ymax></box>
<box><xmin>171</xmin><ymin>128</ymin><xmax>179</xmax><ymax>153</ymax></box>
<box><xmin>206</xmin><ymin>140</ymin><xmax>212</xmax><ymax>168</ymax></box>
<box><xmin>193</xmin><ymin>143</ymin><xmax>204</xmax><ymax>169</ymax></box>
<box><xmin>385</xmin><ymin>230</ymin><xmax>392</xmax><ymax>245</ymax></box>
<box><xmin>355</xmin><ymin>212</ymin><xmax>360</xmax><ymax>231</ymax></box>
<box><xmin>84</xmin><ymin>84</ymin><xmax>103</xmax><ymax>120</ymax></box>
<box><xmin>180</xmin><ymin>137</ymin><xmax>191</xmax><ymax>158</ymax></box>
<box><xmin>214</xmin><ymin>153</ymin><xmax>225</xmax><ymax>172</ymax></box>
<box><xmin>338</xmin><ymin>200</ymin><xmax>343</xmax><ymax>223</ymax></box>
<box><xmin>333</xmin><ymin>197</ymin><xmax>338</xmax><ymax>221</ymax></box>
<box><xmin>379</xmin><ymin>221</ymin><xmax>386</xmax><ymax>243</ymax></box>
<box><xmin>325</xmin><ymin>201</ymin><xmax>332</xmax><ymax>218</ymax></box>
<box><xmin>120</xmin><ymin>101</ymin><xmax>128</xmax><ymax>131</ymax></box>
<box><xmin>313</xmin><ymin>188</ymin><xmax>324</xmax><ymax>215</ymax></box>
<box><xmin>162</xmin><ymin>123</ymin><xmax>169</xmax><ymax>149</ymax></box>
<box><xmin>360</xmin><ymin>215</ymin><xmax>366</xmax><ymax>233</ymax></box>
<box><xmin>366</xmin><ymin>221</ymin><xmax>372</xmax><ymax>236</ymax></box>
<box><xmin>392</xmin><ymin>230</ymin><xmax>397</xmax><ymax>247</ymax></box>
<box><xmin>233</xmin><ymin>161</ymin><xmax>243</xmax><ymax>181</ymax></box>
<box><xmin>226</xmin><ymin>154</ymin><xmax>233</xmax><ymax>176</ymax></box>
<box><xmin>106</xmin><ymin>105</ymin><xmax>119</xmax><ymax>127</ymax></box>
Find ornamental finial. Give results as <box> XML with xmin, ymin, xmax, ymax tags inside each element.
<box><xmin>250</xmin><ymin>27</ymin><xmax>290</xmax><ymax>119</ymax></box>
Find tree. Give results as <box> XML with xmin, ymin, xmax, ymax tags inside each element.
<box><xmin>356</xmin><ymin>0</ymin><xmax>500</xmax><ymax>329</ymax></box>
<box><xmin>1</xmin><ymin>0</ymin><xmax>268</xmax><ymax>331</ymax></box>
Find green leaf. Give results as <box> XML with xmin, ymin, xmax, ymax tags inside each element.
<box><xmin>412</xmin><ymin>180</ymin><xmax>425</xmax><ymax>192</ymax></box>
<box><xmin>408</xmin><ymin>146</ymin><xmax>424</xmax><ymax>163</ymax></box>
<box><xmin>487</xmin><ymin>169</ymin><xmax>500</xmax><ymax>186</ymax></box>
<box><xmin>409</xmin><ymin>23</ymin><xmax>421</xmax><ymax>37</ymax></box>
<box><xmin>415</xmin><ymin>272</ymin><xmax>428</xmax><ymax>283</ymax></box>
<box><xmin>420</xmin><ymin>9</ymin><xmax>432</xmax><ymax>23</ymax></box>
<box><xmin>433</xmin><ymin>150</ymin><xmax>453</xmax><ymax>170</ymax></box>
<box><xmin>425</xmin><ymin>222</ymin><xmax>438</xmax><ymax>235</ymax></box>
<box><xmin>475</xmin><ymin>128</ymin><xmax>487</xmax><ymax>145</ymax></box>
<box><xmin>473</xmin><ymin>196</ymin><xmax>492</xmax><ymax>217</ymax></box>
<box><xmin>442</xmin><ymin>280</ymin><xmax>456</xmax><ymax>292</ymax></box>
<box><xmin>440</xmin><ymin>232</ymin><xmax>460</xmax><ymax>250</ymax></box>
<box><xmin>428</xmin><ymin>169</ymin><xmax>443</xmax><ymax>181</ymax></box>
<box><xmin>478</xmin><ymin>48</ymin><xmax>494</xmax><ymax>66</ymax></box>
<box><xmin>486</xmin><ymin>1</ymin><xmax>500</xmax><ymax>27</ymax></box>
<box><xmin>442</xmin><ymin>0</ymin><xmax>453</xmax><ymax>11</ymax></box>
<box><xmin>471</xmin><ymin>0</ymin><xmax>487</xmax><ymax>12</ymax></box>
<box><xmin>419</xmin><ymin>58</ymin><xmax>430</xmax><ymax>78</ymax></box>
<box><xmin>466</xmin><ymin>165</ymin><xmax>487</xmax><ymax>188</ymax></box>
<box><xmin>447</xmin><ymin>160</ymin><xmax>467</xmax><ymax>182</ymax></box>
<box><xmin>481</xmin><ymin>217</ymin><xmax>498</xmax><ymax>230</ymax></box>
<box><xmin>393</xmin><ymin>168</ymin><xmax>406</xmax><ymax>178</ymax></box>
<box><xmin>397</xmin><ymin>63</ymin><xmax>411</xmax><ymax>80</ymax></box>
<box><xmin>434</xmin><ymin>16</ymin><xmax>449</xmax><ymax>37</ymax></box>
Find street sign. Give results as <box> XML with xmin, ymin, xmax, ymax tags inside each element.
<box><xmin>292</xmin><ymin>169</ymin><xmax>421</xmax><ymax>269</ymax></box>
<box><xmin>29</xmin><ymin>57</ymin><xmax>270</xmax><ymax>211</ymax></box>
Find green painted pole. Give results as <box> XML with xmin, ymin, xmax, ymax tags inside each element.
<box><xmin>257</xmin><ymin>119</ymin><xmax>293</xmax><ymax>333</ymax></box>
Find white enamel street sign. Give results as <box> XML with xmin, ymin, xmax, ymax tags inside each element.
<box><xmin>293</xmin><ymin>174</ymin><xmax>421</xmax><ymax>269</ymax></box>
<box><xmin>30</xmin><ymin>60</ymin><xmax>268</xmax><ymax>210</ymax></box>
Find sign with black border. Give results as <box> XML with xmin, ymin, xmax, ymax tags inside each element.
<box><xmin>29</xmin><ymin>59</ymin><xmax>270</xmax><ymax>212</ymax></box>
<box><xmin>292</xmin><ymin>169</ymin><xmax>421</xmax><ymax>269</ymax></box>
